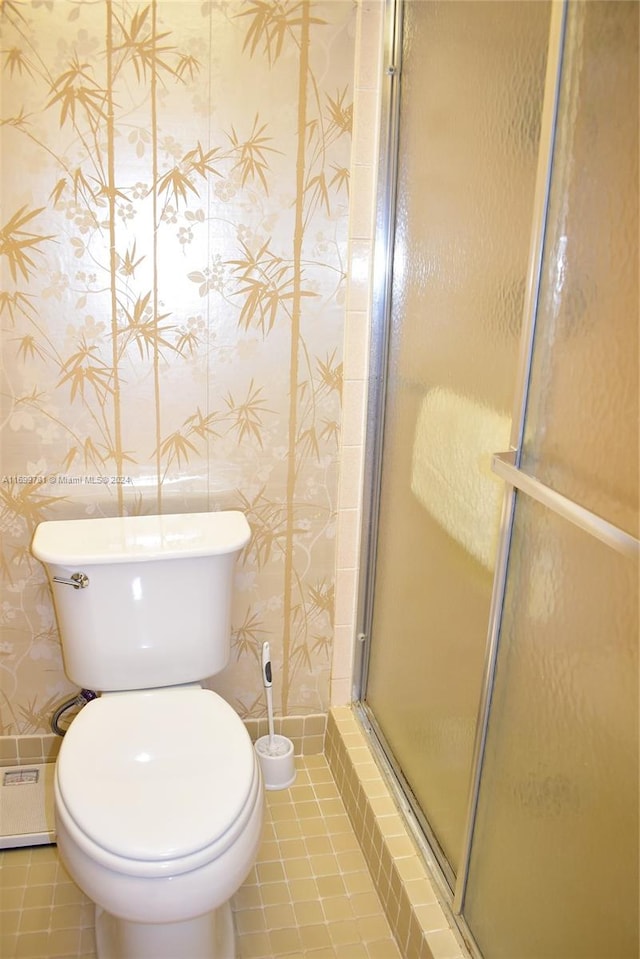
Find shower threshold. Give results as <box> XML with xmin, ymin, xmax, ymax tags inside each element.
<box><xmin>0</xmin><ymin>763</ymin><xmax>56</xmax><ymax>848</ymax></box>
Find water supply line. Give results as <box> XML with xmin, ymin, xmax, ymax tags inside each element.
<box><xmin>51</xmin><ymin>688</ymin><xmax>97</xmax><ymax>736</ymax></box>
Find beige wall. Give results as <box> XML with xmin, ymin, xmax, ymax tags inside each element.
<box><xmin>0</xmin><ymin>0</ymin><xmax>369</xmax><ymax>733</ymax></box>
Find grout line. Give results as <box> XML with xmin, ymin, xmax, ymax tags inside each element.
<box><xmin>325</xmin><ymin>705</ymin><xmax>470</xmax><ymax>959</ymax></box>
<box><xmin>0</xmin><ymin>754</ymin><xmax>403</xmax><ymax>959</ymax></box>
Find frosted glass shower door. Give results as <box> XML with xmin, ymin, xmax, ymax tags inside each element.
<box><xmin>363</xmin><ymin>0</ymin><xmax>550</xmax><ymax>878</ymax></box>
<box><xmin>463</xmin><ymin>3</ymin><xmax>639</xmax><ymax>956</ymax></box>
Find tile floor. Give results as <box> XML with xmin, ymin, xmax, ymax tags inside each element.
<box><xmin>0</xmin><ymin>755</ymin><xmax>403</xmax><ymax>959</ymax></box>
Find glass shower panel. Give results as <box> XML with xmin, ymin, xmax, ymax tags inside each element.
<box><xmin>465</xmin><ymin>502</ymin><xmax>638</xmax><ymax>959</ymax></box>
<box><xmin>464</xmin><ymin>3</ymin><xmax>639</xmax><ymax>956</ymax></box>
<box><xmin>520</xmin><ymin>0</ymin><xmax>639</xmax><ymax>536</ymax></box>
<box><xmin>364</xmin><ymin>0</ymin><xmax>550</xmax><ymax>875</ymax></box>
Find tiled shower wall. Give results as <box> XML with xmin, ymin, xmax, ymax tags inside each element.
<box><xmin>331</xmin><ymin>0</ymin><xmax>384</xmax><ymax>707</ymax></box>
<box><xmin>0</xmin><ymin>0</ymin><xmax>364</xmax><ymax>734</ymax></box>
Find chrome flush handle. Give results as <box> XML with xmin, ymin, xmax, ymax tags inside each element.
<box><xmin>53</xmin><ymin>572</ymin><xmax>90</xmax><ymax>589</ymax></box>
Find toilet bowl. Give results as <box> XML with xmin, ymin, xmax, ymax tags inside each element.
<box><xmin>31</xmin><ymin>510</ymin><xmax>260</xmax><ymax>958</ymax></box>
<box><xmin>54</xmin><ymin>686</ymin><xmax>263</xmax><ymax>959</ymax></box>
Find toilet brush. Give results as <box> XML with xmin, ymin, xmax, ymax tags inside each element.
<box><xmin>261</xmin><ymin>641</ymin><xmax>277</xmax><ymax>754</ymax></box>
<box><xmin>254</xmin><ymin>641</ymin><xmax>296</xmax><ymax>789</ymax></box>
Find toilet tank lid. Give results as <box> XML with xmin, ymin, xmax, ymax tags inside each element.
<box><xmin>31</xmin><ymin>511</ymin><xmax>251</xmax><ymax>565</ymax></box>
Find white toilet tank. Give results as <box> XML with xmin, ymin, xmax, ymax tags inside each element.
<box><xmin>31</xmin><ymin>511</ymin><xmax>250</xmax><ymax>692</ymax></box>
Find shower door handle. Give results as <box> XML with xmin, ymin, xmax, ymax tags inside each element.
<box><xmin>492</xmin><ymin>450</ymin><xmax>639</xmax><ymax>559</ymax></box>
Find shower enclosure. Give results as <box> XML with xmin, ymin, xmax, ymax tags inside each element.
<box><xmin>355</xmin><ymin>2</ymin><xmax>639</xmax><ymax>957</ymax></box>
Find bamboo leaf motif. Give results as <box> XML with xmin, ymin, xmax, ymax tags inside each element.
<box><xmin>319</xmin><ymin>418</ymin><xmax>340</xmax><ymax>447</ymax></box>
<box><xmin>118</xmin><ymin>292</ymin><xmax>176</xmax><ymax>360</ymax></box>
<box><xmin>309</xmin><ymin>632</ymin><xmax>331</xmax><ymax>657</ymax></box>
<box><xmin>14</xmin><ymin>334</ymin><xmax>48</xmax><ymax>363</ymax></box>
<box><xmin>289</xmin><ymin>639</ymin><xmax>313</xmax><ymax>672</ymax></box>
<box><xmin>157</xmin><ymin>165</ymin><xmax>199</xmax><ymax>207</ymax></box>
<box><xmin>236</xmin><ymin>488</ymin><xmax>301</xmax><ymax>568</ymax></box>
<box><xmin>316</xmin><ymin>350</ymin><xmax>343</xmax><ymax>396</ymax></box>
<box><xmin>13</xmin><ymin>387</ymin><xmax>47</xmax><ymax>410</ymax></box>
<box><xmin>72</xmin><ymin>167</ymin><xmax>97</xmax><ymax>204</ymax></box>
<box><xmin>156</xmin><ymin>429</ymin><xmax>199</xmax><ymax>469</ymax></box>
<box><xmin>183</xmin><ymin>407</ymin><xmax>222</xmax><ymax>441</ymax></box>
<box><xmin>227</xmin><ymin>115</ymin><xmax>280</xmax><ymax>193</ymax></box>
<box><xmin>57</xmin><ymin>337</ymin><xmax>115</xmax><ymax>403</ymax></box>
<box><xmin>236</xmin><ymin>0</ymin><xmax>294</xmax><ymax>63</ymax></box>
<box><xmin>96</xmin><ymin>443</ymin><xmax>138</xmax><ymax>467</ymax></box>
<box><xmin>1</xmin><ymin>108</ymin><xmax>32</xmax><ymax>130</ymax></box>
<box><xmin>0</xmin><ymin>291</ymin><xmax>36</xmax><ymax>324</ymax></box>
<box><xmin>112</xmin><ymin>6</ymin><xmax>176</xmax><ymax>82</ymax></box>
<box><xmin>298</xmin><ymin>426</ymin><xmax>320</xmax><ymax>460</ymax></box>
<box><xmin>155</xmin><ymin>408</ymin><xmax>220</xmax><ymax>474</ymax></box>
<box><xmin>17</xmin><ymin>693</ymin><xmax>52</xmax><ymax>732</ymax></box>
<box><xmin>308</xmin><ymin>579</ymin><xmax>334</xmax><ymax>622</ymax></box>
<box><xmin>235</xmin><ymin>1</ymin><xmax>326</xmax><ymax>64</ymax></box>
<box><xmin>224</xmin><ymin>379</ymin><xmax>273</xmax><ymax>447</ymax></box>
<box><xmin>227</xmin><ymin>239</ymin><xmax>317</xmax><ymax>334</ymax></box>
<box><xmin>182</xmin><ymin>142</ymin><xmax>223</xmax><ymax>180</ymax></box>
<box><xmin>47</xmin><ymin>55</ymin><xmax>108</xmax><ymax>127</ymax></box>
<box><xmin>90</xmin><ymin>176</ymin><xmax>129</xmax><ymax>205</ymax></box>
<box><xmin>49</xmin><ymin>178</ymin><xmax>68</xmax><ymax>206</ymax></box>
<box><xmin>175</xmin><ymin>327</ymin><xmax>200</xmax><ymax>356</ymax></box>
<box><xmin>325</xmin><ymin>87</ymin><xmax>353</xmax><ymax>137</ymax></box>
<box><xmin>4</xmin><ymin>543</ymin><xmax>39</xmax><ymax>584</ymax></box>
<box><xmin>82</xmin><ymin>437</ymin><xmax>107</xmax><ymax>468</ymax></box>
<box><xmin>0</xmin><ymin>207</ymin><xmax>55</xmax><ymax>282</ymax></box>
<box><xmin>16</xmin><ymin>693</ymin><xmax>65</xmax><ymax>734</ymax></box>
<box><xmin>232</xmin><ymin>609</ymin><xmax>268</xmax><ymax>662</ymax></box>
<box><xmin>2</xmin><ymin>46</ymin><xmax>36</xmax><ymax>79</ymax></box>
<box><xmin>157</xmin><ymin>140</ymin><xmax>223</xmax><ymax>207</ymax></box>
<box><xmin>329</xmin><ymin>163</ymin><xmax>349</xmax><ymax>197</ymax></box>
<box><xmin>175</xmin><ymin>53</ymin><xmax>201</xmax><ymax>82</ymax></box>
<box><xmin>61</xmin><ymin>447</ymin><xmax>78</xmax><ymax>472</ymax></box>
<box><xmin>305</xmin><ymin>171</ymin><xmax>330</xmax><ymax>214</ymax></box>
<box><xmin>232</xmin><ymin>691</ymin><xmax>268</xmax><ymax>721</ymax></box>
<box><xmin>117</xmin><ymin>242</ymin><xmax>145</xmax><ymax>278</ymax></box>
<box><xmin>0</xmin><ymin>3</ymin><xmax>30</xmax><ymax>28</ymax></box>
<box><xmin>0</xmin><ymin>483</ymin><xmax>67</xmax><ymax>532</ymax></box>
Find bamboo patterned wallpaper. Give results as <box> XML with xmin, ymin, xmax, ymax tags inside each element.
<box><xmin>0</xmin><ymin>0</ymin><xmax>355</xmax><ymax>734</ymax></box>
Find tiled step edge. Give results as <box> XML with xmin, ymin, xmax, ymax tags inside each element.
<box><xmin>325</xmin><ymin>705</ymin><xmax>469</xmax><ymax>959</ymax></box>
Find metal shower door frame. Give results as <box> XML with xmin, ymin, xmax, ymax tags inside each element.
<box><xmin>352</xmin><ymin>0</ymin><xmax>571</xmax><ymax>930</ymax></box>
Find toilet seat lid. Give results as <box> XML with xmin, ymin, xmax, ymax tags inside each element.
<box><xmin>56</xmin><ymin>687</ymin><xmax>257</xmax><ymax>863</ymax></box>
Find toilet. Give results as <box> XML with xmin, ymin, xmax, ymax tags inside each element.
<box><xmin>31</xmin><ymin>511</ymin><xmax>263</xmax><ymax>959</ymax></box>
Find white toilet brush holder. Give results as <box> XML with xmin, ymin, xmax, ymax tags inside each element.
<box><xmin>255</xmin><ymin>734</ymin><xmax>295</xmax><ymax>790</ymax></box>
<box><xmin>255</xmin><ymin>642</ymin><xmax>296</xmax><ymax>790</ymax></box>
